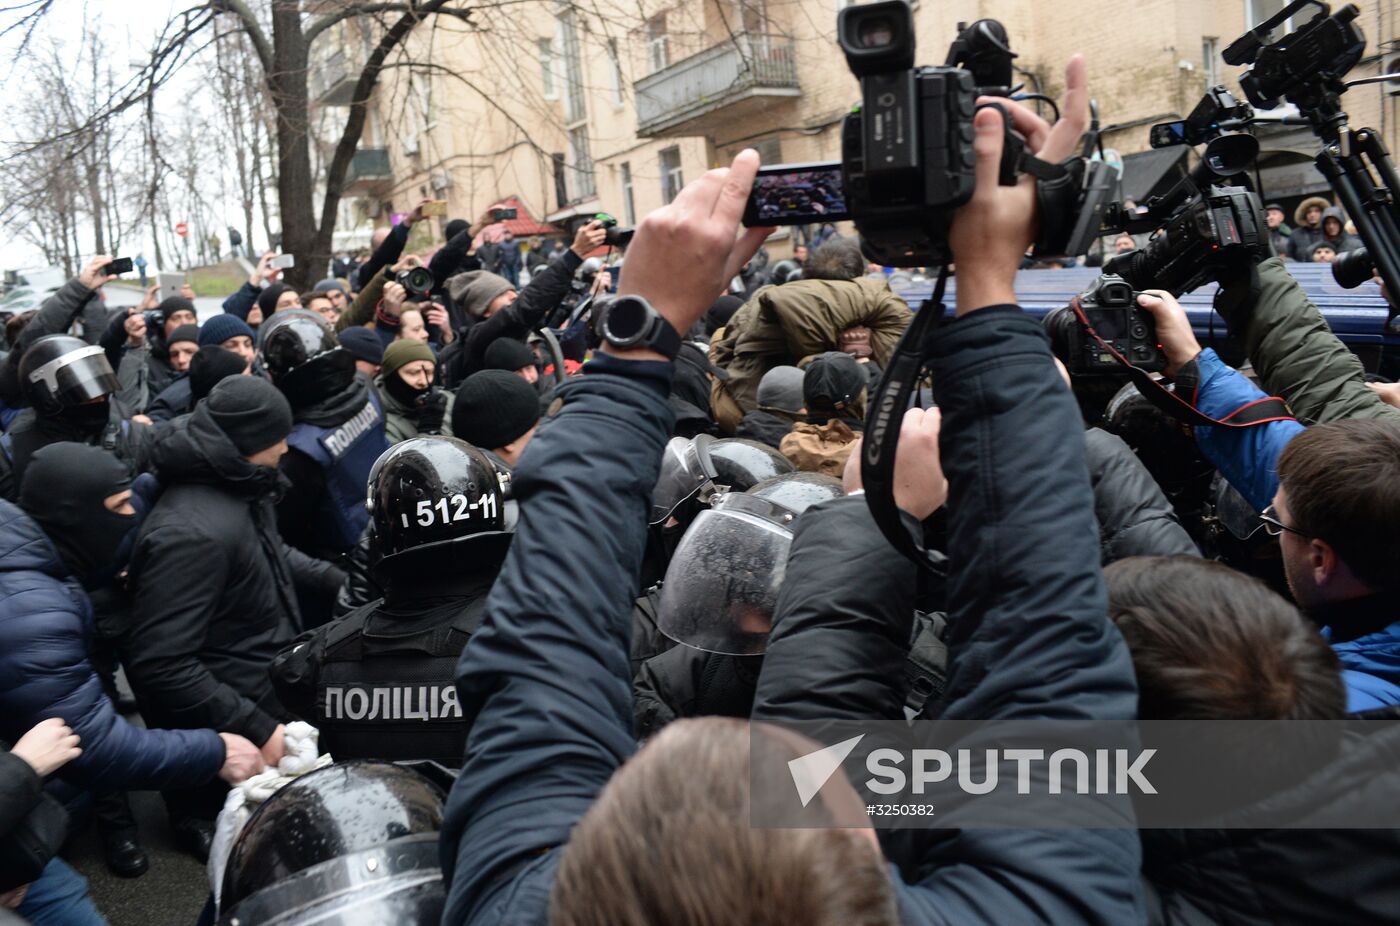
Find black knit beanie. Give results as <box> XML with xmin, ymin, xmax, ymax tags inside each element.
<box><xmin>167</xmin><ymin>323</ymin><xmax>201</xmax><ymax>348</ymax></box>
<box><xmin>158</xmin><ymin>296</ymin><xmax>196</xmax><ymax>326</ymax></box>
<box><xmin>453</xmin><ymin>370</ymin><xmax>540</xmax><ymax>450</ymax></box>
<box><xmin>482</xmin><ymin>337</ymin><xmax>537</xmax><ymax>373</ymax></box>
<box><xmin>257</xmin><ymin>282</ymin><xmax>291</xmax><ymax>316</ymax></box>
<box><xmin>189</xmin><ymin>346</ymin><xmax>249</xmax><ymax>402</ymax></box>
<box><xmin>205</xmin><ymin>375</ymin><xmax>294</xmax><ymax>455</ymax></box>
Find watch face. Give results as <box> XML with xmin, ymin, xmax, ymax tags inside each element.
<box><xmin>606</xmin><ymin>297</ymin><xmax>649</xmax><ymax>345</ymax></box>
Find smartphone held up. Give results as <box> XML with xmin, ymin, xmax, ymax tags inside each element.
<box><xmin>742</xmin><ymin>162</ymin><xmax>850</xmax><ymax>227</ymax></box>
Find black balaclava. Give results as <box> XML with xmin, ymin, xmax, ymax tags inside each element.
<box><xmin>19</xmin><ymin>442</ymin><xmax>135</xmax><ymax>588</ymax></box>
<box><xmin>383</xmin><ymin>369</ymin><xmax>431</xmax><ymax>408</ymax></box>
<box><xmin>52</xmin><ymin>397</ymin><xmax>112</xmax><ymax>434</ymax></box>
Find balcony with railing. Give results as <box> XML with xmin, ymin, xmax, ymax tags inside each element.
<box><xmin>309</xmin><ymin>49</ymin><xmax>360</xmax><ymax>106</ymax></box>
<box><xmin>345</xmin><ymin>148</ymin><xmax>392</xmax><ymax>191</ymax></box>
<box><xmin>634</xmin><ymin>34</ymin><xmax>800</xmax><ymax>138</ymax></box>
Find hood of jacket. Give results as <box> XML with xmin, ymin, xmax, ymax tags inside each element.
<box><xmin>147</xmin><ymin>402</ymin><xmax>283</xmax><ymax>499</ymax></box>
<box><xmin>0</xmin><ymin>498</ymin><xmax>65</xmax><ymax>579</ymax></box>
<box><xmin>294</xmin><ymin>370</ymin><xmax>372</xmax><ymax>428</ymax></box>
<box><xmin>1294</xmin><ymin>196</ymin><xmax>1332</xmax><ymax>229</ymax></box>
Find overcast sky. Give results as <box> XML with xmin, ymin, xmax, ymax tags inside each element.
<box><xmin>1</xmin><ymin>0</ymin><xmax>231</xmax><ymax>271</ymax></box>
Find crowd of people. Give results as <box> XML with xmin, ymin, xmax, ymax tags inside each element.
<box><xmin>0</xmin><ymin>49</ymin><xmax>1398</xmax><ymax>926</ymax></box>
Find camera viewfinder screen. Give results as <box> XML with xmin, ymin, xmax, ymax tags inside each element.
<box><xmin>1085</xmin><ymin>307</ymin><xmax>1128</xmax><ymax>341</ymax></box>
<box><xmin>744</xmin><ymin>164</ymin><xmax>851</xmax><ymax>227</ymax></box>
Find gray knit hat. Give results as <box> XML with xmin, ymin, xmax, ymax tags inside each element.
<box><xmin>447</xmin><ymin>271</ymin><xmax>514</xmax><ymax>318</ymax></box>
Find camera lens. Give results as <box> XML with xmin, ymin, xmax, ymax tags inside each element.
<box><xmin>857</xmin><ymin>18</ymin><xmax>895</xmax><ymax>48</ymax></box>
<box><xmin>1332</xmin><ymin>247</ymin><xmax>1374</xmax><ymax>289</ymax></box>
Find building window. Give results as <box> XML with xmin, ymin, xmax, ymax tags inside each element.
<box><xmin>559</xmin><ymin>10</ymin><xmax>587</xmax><ymax>124</ymax></box>
<box><xmin>647</xmin><ymin>15</ymin><xmax>669</xmax><ymax>72</ymax></box>
<box><xmin>569</xmin><ymin>127</ymin><xmax>596</xmax><ymax>200</ymax></box>
<box><xmin>1201</xmin><ymin>37</ymin><xmax>1221</xmax><ymax>87</ymax></box>
<box><xmin>552</xmin><ymin>153</ymin><xmax>568</xmax><ymax>210</ymax></box>
<box><xmin>660</xmin><ymin>146</ymin><xmax>684</xmax><ymax>204</ymax></box>
<box><xmin>620</xmin><ymin>161</ymin><xmax>636</xmax><ymax>225</ymax></box>
<box><xmin>538</xmin><ymin>38</ymin><xmax>556</xmax><ymax>99</ymax></box>
<box><xmin>608</xmin><ymin>38</ymin><xmax>625</xmax><ymax>106</ymax></box>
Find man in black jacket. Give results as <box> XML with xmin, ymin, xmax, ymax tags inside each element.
<box><xmin>124</xmin><ymin>376</ymin><xmax>343</xmax><ymax>859</ymax></box>
<box><xmin>270</xmin><ymin>438</ymin><xmax>511</xmax><ymax>766</ymax></box>
<box><xmin>0</xmin><ymin>257</ymin><xmax>117</xmax><ymax>407</ymax></box>
<box><xmin>439</xmin><ymin>55</ymin><xmax>1143</xmax><ymax>925</ymax></box>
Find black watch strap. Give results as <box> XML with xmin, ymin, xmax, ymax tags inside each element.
<box><xmin>646</xmin><ymin>315</ymin><xmax>683</xmax><ymax>360</ymax></box>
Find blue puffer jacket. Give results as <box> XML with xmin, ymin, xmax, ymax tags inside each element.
<box><xmin>0</xmin><ymin>500</ymin><xmax>224</xmax><ymax>790</ymax></box>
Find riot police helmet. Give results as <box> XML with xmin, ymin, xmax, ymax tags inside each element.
<box><xmin>650</xmin><ymin>435</ymin><xmax>794</xmax><ymax>526</ymax></box>
<box><xmin>656</xmin><ymin>491</ymin><xmax>798</xmax><ymax>656</ymax></box>
<box><xmin>258</xmin><ymin>309</ymin><xmax>355</xmax><ymax>405</ymax></box>
<box><xmin>219</xmin><ymin>761</ymin><xmax>446</xmax><ymax>925</ymax></box>
<box><xmin>747</xmin><ymin>471</ymin><xmax>843</xmax><ymax>515</ymax></box>
<box><xmin>368</xmin><ymin>437</ymin><xmax>511</xmax><ymax>572</ymax></box>
<box><xmin>19</xmin><ymin>334</ymin><xmax>118</xmax><ymax>416</ymax></box>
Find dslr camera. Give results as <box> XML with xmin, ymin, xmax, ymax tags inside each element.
<box><xmin>1044</xmin><ymin>275</ymin><xmax>1166</xmax><ymax>376</ymax></box>
<box><xmin>595</xmin><ymin>213</ymin><xmax>634</xmax><ymax>248</ymax></box>
<box><xmin>389</xmin><ymin>266</ymin><xmax>434</xmax><ymax>302</ymax></box>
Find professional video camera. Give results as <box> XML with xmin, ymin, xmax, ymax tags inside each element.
<box><xmin>1041</xmin><ymin>85</ymin><xmax>1267</xmax><ymax>379</ymax></box>
<box><xmin>834</xmin><ymin>0</ymin><xmax>1100</xmax><ymax>266</ymax></box>
<box><xmin>390</xmin><ymin>265</ymin><xmax>434</xmax><ymax>302</ymax></box>
<box><xmin>1225</xmin><ymin>1</ymin><xmax>1400</xmax><ymax>313</ymax></box>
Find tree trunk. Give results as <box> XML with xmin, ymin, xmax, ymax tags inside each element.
<box><xmin>269</xmin><ymin>1</ymin><xmax>316</xmax><ymax>291</ymax></box>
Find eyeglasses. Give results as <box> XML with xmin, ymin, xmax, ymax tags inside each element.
<box><xmin>1259</xmin><ymin>503</ymin><xmax>1308</xmax><ymax>538</ymax></box>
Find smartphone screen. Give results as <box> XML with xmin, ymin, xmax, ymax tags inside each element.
<box><xmin>421</xmin><ymin>200</ymin><xmax>448</xmax><ymax>217</ymax></box>
<box><xmin>743</xmin><ymin>162</ymin><xmax>850</xmax><ymax>227</ymax></box>
<box><xmin>271</xmin><ymin>254</ymin><xmax>296</xmax><ymax>270</ymax></box>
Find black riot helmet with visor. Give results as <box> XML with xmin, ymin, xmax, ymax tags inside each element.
<box><xmin>657</xmin><ymin>490</ymin><xmax>804</xmax><ymax>656</ymax></box>
<box><xmin>19</xmin><ymin>335</ymin><xmax>119</xmax><ymax>416</ymax></box>
<box><xmin>649</xmin><ymin>434</ymin><xmax>794</xmax><ymax>527</ymax></box>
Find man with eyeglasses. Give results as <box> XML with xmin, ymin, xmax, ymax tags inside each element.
<box><xmin>1138</xmin><ymin>291</ymin><xmax>1400</xmax><ymax>712</ymax></box>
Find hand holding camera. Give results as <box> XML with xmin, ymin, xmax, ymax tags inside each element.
<box><xmin>79</xmin><ymin>255</ymin><xmax>119</xmax><ymax>291</ymax></box>
<box><xmin>425</xmin><ymin>303</ymin><xmax>454</xmax><ymax>343</ymax></box>
<box><xmin>1135</xmin><ymin>291</ymin><xmax>1203</xmax><ymax>377</ymax></box>
<box><xmin>381</xmin><ymin>281</ymin><xmax>408</xmax><ymax>318</ymax></box>
<box><xmin>571</xmin><ymin>220</ymin><xmax>608</xmax><ymax>259</ymax></box>
<box><xmin>949</xmin><ymin>54</ymin><xmax>1087</xmax><ymax>315</ymax></box>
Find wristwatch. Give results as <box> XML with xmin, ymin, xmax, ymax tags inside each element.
<box><xmin>595</xmin><ymin>294</ymin><xmax>681</xmax><ymax>360</ymax></box>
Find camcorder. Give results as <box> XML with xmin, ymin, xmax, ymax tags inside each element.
<box><xmin>740</xmin><ymin>0</ymin><xmax>1104</xmax><ymax>266</ymax></box>
<box><xmin>596</xmin><ymin>213</ymin><xmax>634</xmax><ymax>248</ymax></box>
<box><xmin>389</xmin><ymin>266</ymin><xmax>434</xmax><ymax>302</ymax></box>
<box><xmin>1044</xmin><ymin>275</ymin><xmax>1166</xmax><ymax>377</ymax></box>
<box><xmin>1224</xmin><ymin>1</ymin><xmax>1399</xmax><ymax>316</ymax></box>
<box><xmin>1043</xmin><ymin>85</ymin><xmax>1268</xmax><ymax>378</ymax></box>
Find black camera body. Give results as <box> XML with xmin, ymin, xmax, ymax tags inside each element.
<box><xmin>836</xmin><ymin>1</ymin><xmax>1002</xmax><ymax>267</ymax></box>
<box><xmin>391</xmin><ymin>266</ymin><xmax>434</xmax><ymax>301</ymax></box>
<box><xmin>1045</xmin><ymin>275</ymin><xmax>1166</xmax><ymax>376</ymax></box>
<box><xmin>1225</xmin><ymin>1</ymin><xmax>1365</xmax><ymax>112</ymax></box>
<box><xmin>596</xmin><ymin>213</ymin><xmax>635</xmax><ymax>248</ymax></box>
<box><xmin>839</xmin><ymin>69</ymin><xmax>978</xmax><ymax>267</ymax></box>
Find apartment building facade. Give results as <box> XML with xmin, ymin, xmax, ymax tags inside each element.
<box><xmin>311</xmin><ymin>0</ymin><xmax>1400</xmax><ymax>253</ymax></box>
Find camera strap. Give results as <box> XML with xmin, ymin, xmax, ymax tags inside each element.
<box><xmin>861</xmin><ymin>269</ymin><xmax>950</xmax><ymax>578</ymax></box>
<box><xmin>1069</xmin><ymin>295</ymin><xmax>1294</xmax><ymax>429</ymax></box>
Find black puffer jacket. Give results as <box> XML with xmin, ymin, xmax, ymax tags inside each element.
<box><xmin>1142</xmin><ymin>709</ymin><xmax>1400</xmax><ymax>925</ymax></box>
<box><xmin>1084</xmin><ymin>427</ymin><xmax>1200</xmax><ymax>563</ymax></box>
<box><xmin>125</xmin><ymin>406</ymin><xmax>340</xmax><ymax>745</ymax></box>
<box><xmin>0</xmin><ymin>404</ymin><xmax>151</xmax><ymax>502</ymax></box>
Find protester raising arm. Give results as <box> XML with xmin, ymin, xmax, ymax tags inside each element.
<box><xmin>222</xmin><ymin>251</ymin><xmax>280</xmax><ymax>321</ymax></box>
<box><xmin>450</xmin><ymin>220</ymin><xmax>608</xmax><ymax>382</ymax></box>
<box><xmin>438</xmin><ymin>153</ymin><xmax>772</xmax><ymax>925</ymax></box>
<box><xmin>1216</xmin><ymin>258</ymin><xmax>1400</xmax><ymax>425</ymax></box>
<box><xmin>753</xmin><ymin>55</ymin><xmax>1146</xmax><ymax>925</ymax></box>
<box><xmin>352</xmin><ymin>200</ymin><xmax>430</xmax><ymax>292</ymax></box>
<box><xmin>0</xmin><ymin>256</ymin><xmax>116</xmax><ymax>405</ymax></box>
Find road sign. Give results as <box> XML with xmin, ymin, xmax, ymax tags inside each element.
<box><xmin>175</xmin><ymin>222</ymin><xmax>189</xmax><ymax>238</ymax></box>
